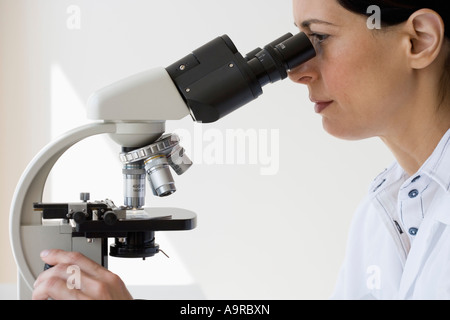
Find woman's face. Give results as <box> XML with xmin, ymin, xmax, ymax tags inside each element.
<box><xmin>290</xmin><ymin>0</ymin><xmax>414</xmax><ymax>140</ymax></box>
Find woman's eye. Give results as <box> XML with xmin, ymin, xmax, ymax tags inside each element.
<box><xmin>309</xmin><ymin>33</ymin><xmax>329</xmax><ymax>44</ymax></box>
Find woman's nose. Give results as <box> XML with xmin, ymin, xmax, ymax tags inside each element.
<box><xmin>288</xmin><ymin>58</ymin><xmax>318</xmax><ymax>85</ymax></box>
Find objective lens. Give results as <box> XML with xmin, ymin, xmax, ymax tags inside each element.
<box><xmin>168</xmin><ymin>145</ymin><xmax>193</xmax><ymax>176</ymax></box>
<box><xmin>145</xmin><ymin>156</ymin><xmax>176</xmax><ymax>197</ymax></box>
<box><xmin>123</xmin><ymin>162</ymin><xmax>146</xmax><ymax>209</ymax></box>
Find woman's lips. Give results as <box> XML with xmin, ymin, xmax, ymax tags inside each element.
<box><xmin>313</xmin><ymin>100</ymin><xmax>333</xmax><ymax>114</ymax></box>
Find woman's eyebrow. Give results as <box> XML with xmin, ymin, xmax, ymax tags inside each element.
<box><xmin>294</xmin><ymin>19</ymin><xmax>337</xmax><ymax>29</ymax></box>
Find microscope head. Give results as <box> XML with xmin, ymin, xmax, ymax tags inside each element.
<box><xmin>86</xmin><ymin>32</ymin><xmax>316</xmax><ymax>147</ymax></box>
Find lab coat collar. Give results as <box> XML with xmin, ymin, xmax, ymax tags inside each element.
<box><xmin>419</xmin><ymin>129</ymin><xmax>450</xmax><ymax>195</ymax></box>
<box><xmin>420</xmin><ymin>128</ymin><xmax>450</xmax><ymax>225</ymax></box>
<box><xmin>369</xmin><ymin>161</ymin><xmax>406</xmax><ymax>197</ymax></box>
<box><xmin>369</xmin><ymin>129</ymin><xmax>450</xmax><ymax>224</ymax></box>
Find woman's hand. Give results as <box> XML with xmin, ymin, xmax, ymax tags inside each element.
<box><xmin>32</xmin><ymin>249</ymin><xmax>133</xmax><ymax>300</ymax></box>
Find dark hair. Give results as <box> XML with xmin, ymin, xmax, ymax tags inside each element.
<box><xmin>336</xmin><ymin>0</ymin><xmax>449</xmax><ymax>38</ymax></box>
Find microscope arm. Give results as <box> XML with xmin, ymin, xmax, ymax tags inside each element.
<box><xmin>10</xmin><ymin>123</ymin><xmax>117</xmax><ymax>296</ymax></box>
<box><xmin>10</xmin><ymin>121</ymin><xmax>177</xmax><ymax>296</ymax></box>
<box><xmin>10</xmin><ymin>121</ymin><xmax>196</xmax><ymax>299</ymax></box>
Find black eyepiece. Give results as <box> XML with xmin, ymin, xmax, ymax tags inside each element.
<box><xmin>246</xmin><ymin>32</ymin><xmax>316</xmax><ymax>87</ymax></box>
<box><xmin>166</xmin><ymin>32</ymin><xmax>316</xmax><ymax>123</ymax></box>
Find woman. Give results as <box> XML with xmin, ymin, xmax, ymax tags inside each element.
<box><xmin>289</xmin><ymin>0</ymin><xmax>450</xmax><ymax>299</ymax></box>
<box><xmin>32</xmin><ymin>0</ymin><xmax>450</xmax><ymax>299</ymax></box>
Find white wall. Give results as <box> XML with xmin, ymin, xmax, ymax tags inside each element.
<box><xmin>1</xmin><ymin>0</ymin><xmax>394</xmax><ymax>299</ymax></box>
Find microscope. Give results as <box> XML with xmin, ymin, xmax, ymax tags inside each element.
<box><xmin>10</xmin><ymin>32</ymin><xmax>315</xmax><ymax>299</ymax></box>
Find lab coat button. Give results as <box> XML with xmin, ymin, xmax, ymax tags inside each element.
<box><xmin>409</xmin><ymin>228</ymin><xmax>419</xmax><ymax>236</ymax></box>
<box><xmin>408</xmin><ymin>189</ymin><xmax>419</xmax><ymax>198</ymax></box>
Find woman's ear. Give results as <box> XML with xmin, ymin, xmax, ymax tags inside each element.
<box><xmin>405</xmin><ymin>9</ymin><xmax>445</xmax><ymax>70</ymax></box>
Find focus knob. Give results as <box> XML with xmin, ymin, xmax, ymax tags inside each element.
<box><xmin>103</xmin><ymin>211</ymin><xmax>118</xmax><ymax>226</ymax></box>
<box><xmin>73</xmin><ymin>211</ymin><xmax>86</xmax><ymax>224</ymax></box>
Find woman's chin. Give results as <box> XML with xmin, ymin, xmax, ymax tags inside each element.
<box><xmin>322</xmin><ymin>120</ymin><xmax>373</xmax><ymax>141</ymax></box>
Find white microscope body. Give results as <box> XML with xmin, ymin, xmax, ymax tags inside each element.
<box><xmin>10</xmin><ymin>68</ymin><xmax>193</xmax><ymax>299</ymax></box>
<box><xmin>9</xmin><ymin>32</ymin><xmax>316</xmax><ymax>299</ymax></box>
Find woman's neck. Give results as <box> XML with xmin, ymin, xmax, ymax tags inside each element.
<box><xmin>381</xmin><ymin>127</ymin><xmax>448</xmax><ymax>176</ymax></box>
<box><xmin>381</xmin><ymin>99</ymin><xmax>450</xmax><ymax>176</ymax></box>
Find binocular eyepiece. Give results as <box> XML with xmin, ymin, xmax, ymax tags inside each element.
<box><xmin>167</xmin><ymin>32</ymin><xmax>316</xmax><ymax>123</ymax></box>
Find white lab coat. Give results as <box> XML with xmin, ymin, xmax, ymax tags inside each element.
<box><xmin>331</xmin><ymin>129</ymin><xmax>450</xmax><ymax>300</ymax></box>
